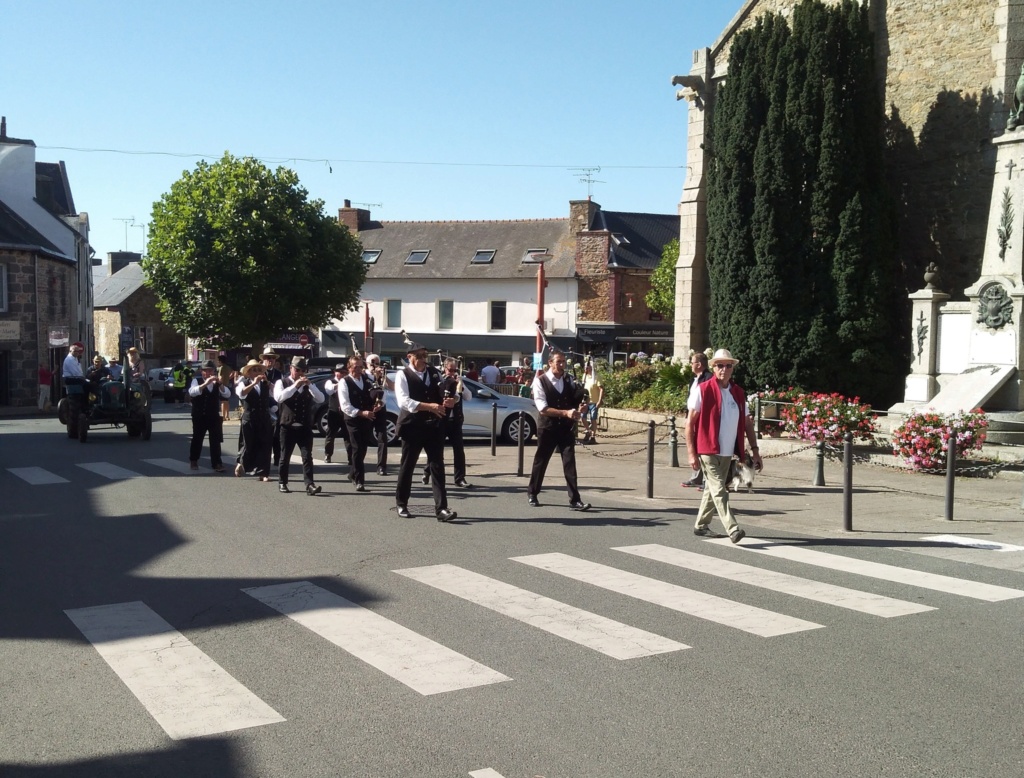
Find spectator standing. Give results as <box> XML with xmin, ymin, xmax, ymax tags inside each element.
<box><xmin>217</xmin><ymin>355</ymin><xmax>235</xmax><ymax>421</ymax></box>
<box><xmin>682</xmin><ymin>352</ymin><xmax>715</xmax><ymax>489</ymax></box>
<box><xmin>686</xmin><ymin>349</ymin><xmax>762</xmax><ymax>543</ymax></box>
<box><xmin>38</xmin><ymin>363</ymin><xmax>53</xmax><ymax>412</ymax></box>
<box><xmin>581</xmin><ymin>363</ymin><xmax>603</xmax><ymax>444</ymax></box>
<box><xmin>480</xmin><ymin>360</ymin><xmax>501</xmax><ymax>385</ymax></box>
<box><xmin>466</xmin><ymin>361</ymin><xmax>479</xmax><ymax>381</ymax></box>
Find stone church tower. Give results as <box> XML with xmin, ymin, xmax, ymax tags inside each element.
<box><xmin>673</xmin><ymin>0</ymin><xmax>1023</xmax><ymax>356</ymax></box>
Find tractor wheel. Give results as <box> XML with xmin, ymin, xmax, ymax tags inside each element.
<box><xmin>58</xmin><ymin>397</ymin><xmax>69</xmax><ymax>426</ymax></box>
<box><xmin>77</xmin><ymin>414</ymin><xmax>89</xmax><ymax>442</ymax></box>
<box><xmin>127</xmin><ymin>423</ymin><xmax>141</xmax><ymax>438</ymax></box>
<box><xmin>141</xmin><ymin>413</ymin><xmax>153</xmax><ymax>441</ymax></box>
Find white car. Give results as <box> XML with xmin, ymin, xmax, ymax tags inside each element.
<box><xmin>145</xmin><ymin>367</ymin><xmax>175</xmax><ymax>396</ymax></box>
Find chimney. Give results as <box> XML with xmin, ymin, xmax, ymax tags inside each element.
<box><xmin>569</xmin><ymin>198</ymin><xmax>600</xmax><ymax>235</ymax></box>
<box><xmin>338</xmin><ymin>199</ymin><xmax>371</xmax><ymax>233</ymax></box>
<box><xmin>1</xmin><ymin>116</ymin><xmax>6</xmax><ymax>140</ymax></box>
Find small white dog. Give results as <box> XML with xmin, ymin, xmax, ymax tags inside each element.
<box><xmin>726</xmin><ymin>457</ymin><xmax>757</xmax><ymax>493</ymax></box>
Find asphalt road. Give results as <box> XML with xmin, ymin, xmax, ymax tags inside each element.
<box><xmin>2</xmin><ymin>408</ymin><xmax>1023</xmax><ymax>777</ymax></box>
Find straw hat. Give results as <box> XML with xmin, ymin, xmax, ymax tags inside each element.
<box><xmin>709</xmin><ymin>348</ymin><xmax>739</xmax><ymax>367</ymax></box>
<box><xmin>240</xmin><ymin>359</ymin><xmax>264</xmax><ymax>378</ymax></box>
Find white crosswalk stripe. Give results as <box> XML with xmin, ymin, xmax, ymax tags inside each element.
<box><xmin>243</xmin><ymin>580</ymin><xmax>510</xmax><ymax>695</ymax></box>
<box><xmin>64</xmin><ymin>601</ymin><xmax>285</xmax><ymax>740</ymax></box>
<box><xmin>7</xmin><ymin>466</ymin><xmax>69</xmax><ymax>484</ymax></box>
<box><xmin>711</xmin><ymin>539</ymin><xmax>1024</xmax><ymax>602</ymax></box>
<box><xmin>614</xmin><ymin>544</ymin><xmax>935</xmax><ymax>617</ymax></box>
<box><xmin>76</xmin><ymin>462</ymin><xmax>143</xmax><ymax>480</ymax></box>
<box><xmin>395</xmin><ymin>563</ymin><xmax>688</xmax><ymax>658</ymax></box>
<box><xmin>143</xmin><ymin>458</ymin><xmax>201</xmax><ymax>474</ymax></box>
<box><xmin>921</xmin><ymin>534</ymin><xmax>1024</xmax><ymax>552</ymax></box>
<box><xmin>511</xmin><ymin>553</ymin><xmax>824</xmax><ymax>637</ymax></box>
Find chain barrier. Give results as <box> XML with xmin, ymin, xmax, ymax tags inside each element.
<box><xmin>578</xmin><ymin>430</ymin><xmax>671</xmax><ymax>458</ymax></box>
<box><xmin>590</xmin><ymin>417</ymin><xmax>673</xmax><ymax>441</ymax></box>
<box><xmin>808</xmin><ymin>440</ymin><xmax>1020</xmax><ymax>478</ymax></box>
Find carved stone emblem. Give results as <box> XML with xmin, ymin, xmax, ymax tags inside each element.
<box><xmin>976</xmin><ymin>283</ymin><xmax>1014</xmax><ymax>329</ymax></box>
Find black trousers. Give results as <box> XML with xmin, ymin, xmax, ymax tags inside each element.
<box><xmin>190</xmin><ymin>415</ymin><xmax>224</xmax><ymax>467</ymax></box>
<box><xmin>279</xmin><ymin>425</ymin><xmax>315</xmax><ymax>486</ymax></box>
<box><xmin>396</xmin><ymin>426</ymin><xmax>448</xmax><ymax>512</ymax></box>
<box><xmin>239</xmin><ymin>413</ymin><xmax>273</xmax><ymax>477</ymax></box>
<box><xmin>324</xmin><ymin>409</ymin><xmax>352</xmax><ymax>464</ymax></box>
<box><xmin>344</xmin><ymin>416</ymin><xmax>374</xmax><ymax>485</ymax></box>
<box><xmin>374</xmin><ymin>415</ymin><xmax>389</xmax><ymax>471</ymax></box>
<box><xmin>423</xmin><ymin>418</ymin><xmax>466</xmax><ymax>483</ymax></box>
<box><xmin>528</xmin><ymin>423</ymin><xmax>581</xmax><ymax>503</ymax></box>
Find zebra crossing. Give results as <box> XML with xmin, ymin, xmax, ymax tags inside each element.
<box><xmin>63</xmin><ymin>539</ymin><xmax>1024</xmax><ymax>740</ymax></box>
<box><xmin>4</xmin><ymin>455</ymin><xmax>330</xmax><ymax>484</ymax></box>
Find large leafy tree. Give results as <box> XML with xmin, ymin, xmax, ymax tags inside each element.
<box><xmin>143</xmin><ymin>153</ymin><xmax>366</xmax><ymax>350</ymax></box>
<box><xmin>645</xmin><ymin>238</ymin><xmax>679</xmax><ymax>318</ymax></box>
<box><xmin>706</xmin><ymin>0</ymin><xmax>903</xmax><ymax>405</ymax></box>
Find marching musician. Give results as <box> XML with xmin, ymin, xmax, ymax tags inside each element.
<box><xmin>421</xmin><ymin>356</ymin><xmax>472</xmax><ymax>488</ymax></box>
<box><xmin>364</xmin><ymin>353</ymin><xmax>393</xmax><ymax>476</ymax></box>
<box><xmin>234</xmin><ymin>359</ymin><xmax>274</xmax><ymax>481</ymax></box>
<box><xmin>339</xmin><ymin>355</ymin><xmax>376</xmax><ymax>492</ymax></box>
<box><xmin>322</xmin><ymin>363</ymin><xmax>353</xmax><ymax>470</ymax></box>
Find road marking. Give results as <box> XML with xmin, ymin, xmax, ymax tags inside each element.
<box><xmin>395</xmin><ymin>564</ymin><xmax>688</xmax><ymax>659</ymax></box>
<box><xmin>614</xmin><ymin>544</ymin><xmax>934</xmax><ymax>618</ymax></box>
<box><xmin>7</xmin><ymin>467</ymin><xmax>69</xmax><ymax>485</ymax></box>
<box><xmin>244</xmin><ymin>581</ymin><xmax>510</xmax><ymax>695</ymax></box>
<box><xmin>511</xmin><ymin>553</ymin><xmax>823</xmax><ymax>637</ymax></box>
<box><xmin>143</xmin><ymin>458</ymin><xmax>201</xmax><ymax>474</ymax></box>
<box><xmin>711</xmin><ymin>540</ymin><xmax>1024</xmax><ymax>602</ymax></box>
<box><xmin>921</xmin><ymin>535</ymin><xmax>1024</xmax><ymax>553</ymax></box>
<box><xmin>76</xmin><ymin>462</ymin><xmax>142</xmax><ymax>480</ymax></box>
<box><xmin>64</xmin><ymin>601</ymin><xmax>284</xmax><ymax>740</ymax></box>
<box><xmin>469</xmin><ymin>770</ymin><xmax>506</xmax><ymax>778</ymax></box>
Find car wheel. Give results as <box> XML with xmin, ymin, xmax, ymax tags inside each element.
<box><xmin>315</xmin><ymin>407</ymin><xmax>329</xmax><ymax>437</ymax></box>
<box><xmin>373</xmin><ymin>413</ymin><xmax>398</xmax><ymax>445</ymax></box>
<box><xmin>501</xmin><ymin>414</ymin><xmax>536</xmax><ymax>444</ymax></box>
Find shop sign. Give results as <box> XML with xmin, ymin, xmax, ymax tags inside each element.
<box><xmin>0</xmin><ymin>321</ymin><xmax>20</xmax><ymax>341</ymax></box>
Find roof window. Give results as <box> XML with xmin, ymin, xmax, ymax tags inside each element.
<box><xmin>522</xmin><ymin>248</ymin><xmax>550</xmax><ymax>264</ymax></box>
<box><xmin>362</xmin><ymin>249</ymin><xmax>381</xmax><ymax>264</ymax></box>
<box><xmin>471</xmin><ymin>250</ymin><xmax>495</xmax><ymax>264</ymax></box>
<box><xmin>405</xmin><ymin>250</ymin><xmax>430</xmax><ymax>265</ymax></box>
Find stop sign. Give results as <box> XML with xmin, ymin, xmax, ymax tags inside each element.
<box><xmin>299</xmin><ymin>334</ymin><xmax>309</xmax><ymax>347</ymax></box>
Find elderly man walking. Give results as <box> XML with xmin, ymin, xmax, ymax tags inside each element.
<box><xmin>685</xmin><ymin>348</ymin><xmax>762</xmax><ymax>543</ymax></box>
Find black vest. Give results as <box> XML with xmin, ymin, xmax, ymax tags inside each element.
<box><xmin>441</xmin><ymin>374</ymin><xmax>464</xmax><ymax>423</ymax></box>
<box><xmin>278</xmin><ymin>378</ymin><xmax>315</xmax><ymax>427</ymax></box>
<box><xmin>537</xmin><ymin>373</ymin><xmax>584</xmax><ymax>432</ymax></box>
<box><xmin>344</xmin><ymin>374</ymin><xmax>376</xmax><ymax>413</ymax></box>
<box><xmin>396</xmin><ymin>366</ymin><xmax>443</xmax><ymax>436</ymax></box>
<box><xmin>190</xmin><ymin>379</ymin><xmax>221</xmax><ymax>420</ymax></box>
<box><xmin>328</xmin><ymin>379</ymin><xmax>343</xmax><ymax>412</ymax></box>
<box><xmin>241</xmin><ymin>381</ymin><xmax>270</xmax><ymax>419</ymax></box>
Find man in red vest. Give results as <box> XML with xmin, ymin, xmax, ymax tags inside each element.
<box><xmin>685</xmin><ymin>348</ymin><xmax>762</xmax><ymax>542</ymax></box>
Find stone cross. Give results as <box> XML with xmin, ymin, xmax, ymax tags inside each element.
<box><xmin>1006</xmin><ymin>159</ymin><xmax>1017</xmax><ymax>179</ymax></box>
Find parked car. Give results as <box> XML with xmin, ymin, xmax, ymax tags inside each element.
<box><xmin>309</xmin><ymin>372</ymin><xmax>538</xmax><ymax>443</ymax></box>
<box><xmin>146</xmin><ymin>367</ymin><xmax>175</xmax><ymax>397</ymax></box>
<box><xmin>163</xmin><ymin>362</ymin><xmax>200</xmax><ymax>403</ymax></box>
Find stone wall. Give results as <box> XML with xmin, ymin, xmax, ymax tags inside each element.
<box><xmin>576</xmin><ymin>232</ymin><xmax>613</xmax><ymax>321</ymax></box>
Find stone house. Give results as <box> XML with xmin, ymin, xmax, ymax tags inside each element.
<box><xmin>328</xmin><ymin>199</ymin><xmax>678</xmax><ymax>366</ymax></box>
<box><xmin>673</xmin><ymin>0</ymin><xmax>1019</xmax><ymax>356</ymax></box>
<box><xmin>0</xmin><ymin>118</ymin><xmax>91</xmax><ymax>407</ymax></box>
<box><xmin>93</xmin><ymin>260</ymin><xmax>183</xmax><ymax>367</ymax></box>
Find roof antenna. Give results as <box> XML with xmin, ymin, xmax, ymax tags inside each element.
<box><xmin>569</xmin><ymin>167</ymin><xmax>604</xmax><ymax>198</ymax></box>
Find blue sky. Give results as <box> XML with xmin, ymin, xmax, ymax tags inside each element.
<box><xmin>4</xmin><ymin>1</ymin><xmax>737</xmax><ymax>260</ymax></box>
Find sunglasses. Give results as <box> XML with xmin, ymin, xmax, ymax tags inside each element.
<box><xmin>712</xmin><ymin>363</ymin><xmax>735</xmax><ymax>369</ymax></box>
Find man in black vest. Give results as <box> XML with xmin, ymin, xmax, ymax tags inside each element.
<box><xmin>682</xmin><ymin>351</ymin><xmax>715</xmax><ymax>489</ymax></box>
<box><xmin>339</xmin><ymin>355</ymin><xmax>377</xmax><ymax>492</ymax></box>
<box><xmin>421</xmin><ymin>357</ymin><xmax>472</xmax><ymax>488</ymax></box>
<box><xmin>394</xmin><ymin>343</ymin><xmax>457</xmax><ymax>521</ymax></box>
<box><xmin>322</xmin><ymin>363</ymin><xmax>353</xmax><ymax>469</ymax></box>
<box><xmin>527</xmin><ymin>350</ymin><xmax>591</xmax><ymax>511</ymax></box>
<box><xmin>261</xmin><ymin>349</ymin><xmax>284</xmax><ymax>466</ymax></box>
<box><xmin>273</xmin><ymin>356</ymin><xmax>325</xmax><ymax>495</ymax></box>
<box><xmin>188</xmin><ymin>360</ymin><xmax>231</xmax><ymax>472</ymax></box>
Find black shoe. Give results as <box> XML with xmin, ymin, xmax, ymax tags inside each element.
<box><xmin>569</xmin><ymin>500</ymin><xmax>591</xmax><ymax>512</ymax></box>
<box><xmin>377</xmin><ymin>467</ymin><xmax>387</xmax><ymax>476</ymax></box>
<box><xmin>455</xmin><ymin>479</ymin><xmax>472</xmax><ymax>488</ymax></box>
<box><xmin>306</xmin><ymin>483</ymin><xmax>322</xmax><ymax>496</ymax></box>
<box><xmin>396</xmin><ymin>505</ymin><xmax>411</xmax><ymax>518</ymax></box>
<box><xmin>436</xmin><ymin>508</ymin><xmax>457</xmax><ymax>522</ymax></box>
<box><xmin>682</xmin><ymin>477</ymin><xmax>703</xmax><ymax>488</ymax></box>
<box><xmin>324</xmin><ymin>456</ymin><xmax>332</xmax><ymax>463</ymax></box>
<box><xmin>730</xmin><ymin>528</ymin><xmax>746</xmax><ymax>544</ymax></box>
<box><xmin>355</xmin><ymin>483</ymin><xmax>366</xmax><ymax>492</ymax></box>
<box><xmin>421</xmin><ymin>473</ymin><xmax>431</xmax><ymax>485</ymax></box>
<box><xmin>279</xmin><ymin>483</ymin><xmax>290</xmax><ymax>493</ymax></box>
<box><xmin>348</xmin><ymin>471</ymin><xmax>356</xmax><ymax>483</ymax></box>
<box><xmin>693</xmin><ymin>525</ymin><xmax>715</xmax><ymax>537</ymax></box>
<box><xmin>527</xmin><ymin>494</ymin><xmax>541</xmax><ymax>507</ymax></box>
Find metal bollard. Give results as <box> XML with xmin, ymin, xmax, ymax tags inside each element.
<box><xmin>646</xmin><ymin>419</ymin><xmax>655</xmax><ymax>498</ymax></box>
<box><xmin>945</xmin><ymin>436</ymin><xmax>956</xmax><ymax>521</ymax></box>
<box><xmin>668</xmin><ymin>415</ymin><xmax>679</xmax><ymax>468</ymax></box>
<box><xmin>843</xmin><ymin>432</ymin><xmax>853</xmax><ymax>531</ymax></box>
<box><xmin>812</xmin><ymin>440</ymin><xmax>826</xmax><ymax>486</ymax></box>
<box><xmin>491</xmin><ymin>402</ymin><xmax>498</xmax><ymax>456</ymax></box>
<box><xmin>517</xmin><ymin>411</ymin><xmax>525</xmax><ymax>477</ymax></box>
<box><xmin>753</xmin><ymin>395</ymin><xmax>761</xmax><ymax>438</ymax></box>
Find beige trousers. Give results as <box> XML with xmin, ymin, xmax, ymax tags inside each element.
<box><xmin>695</xmin><ymin>454</ymin><xmax>739</xmax><ymax>536</ymax></box>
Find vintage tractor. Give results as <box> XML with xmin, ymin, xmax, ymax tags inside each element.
<box><xmin>57</xmin><ymin>369</ymin><xmax>153</xmax><ymax>442</ymax></box>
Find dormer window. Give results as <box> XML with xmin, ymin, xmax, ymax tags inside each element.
<box><xmin>362</xmin><ymin>249</ymin><xmax>381</xmax><ymax>264</ymax></box>
<box><xmin>522</xmin><ymin>248</ymin><xmax>550</xmax><ymax>263</ymax></box>
<box><xmin>611</xmin><ymin>233</ymin><xmax>630</xmax><ymax>246</ymax></box>
<box><xmin>471</xmin><ymin>250</ymin><xmax>495</xmax><ymax>264</ymax></box>
<box><xmin>405</xmin><ymin>250</ymin><xmax>430</xmax><ymax>265</ymax></box>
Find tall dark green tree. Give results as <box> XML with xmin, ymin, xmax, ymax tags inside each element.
<box><xmin>706</xmin><ymin>0</ymin><xmax>903</xmax><ymax>405</ymax></box>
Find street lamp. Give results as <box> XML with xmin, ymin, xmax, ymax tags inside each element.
<box><xmin>533</xmin><ymin>253</ymin><xmax>553</xmax><ymax>353</ymax></box>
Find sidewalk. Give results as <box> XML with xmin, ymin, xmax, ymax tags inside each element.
<box><xmin>464</xmin><ymin>433</ymin><xmax>1024</xmax><ymax>570</ymax></box>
